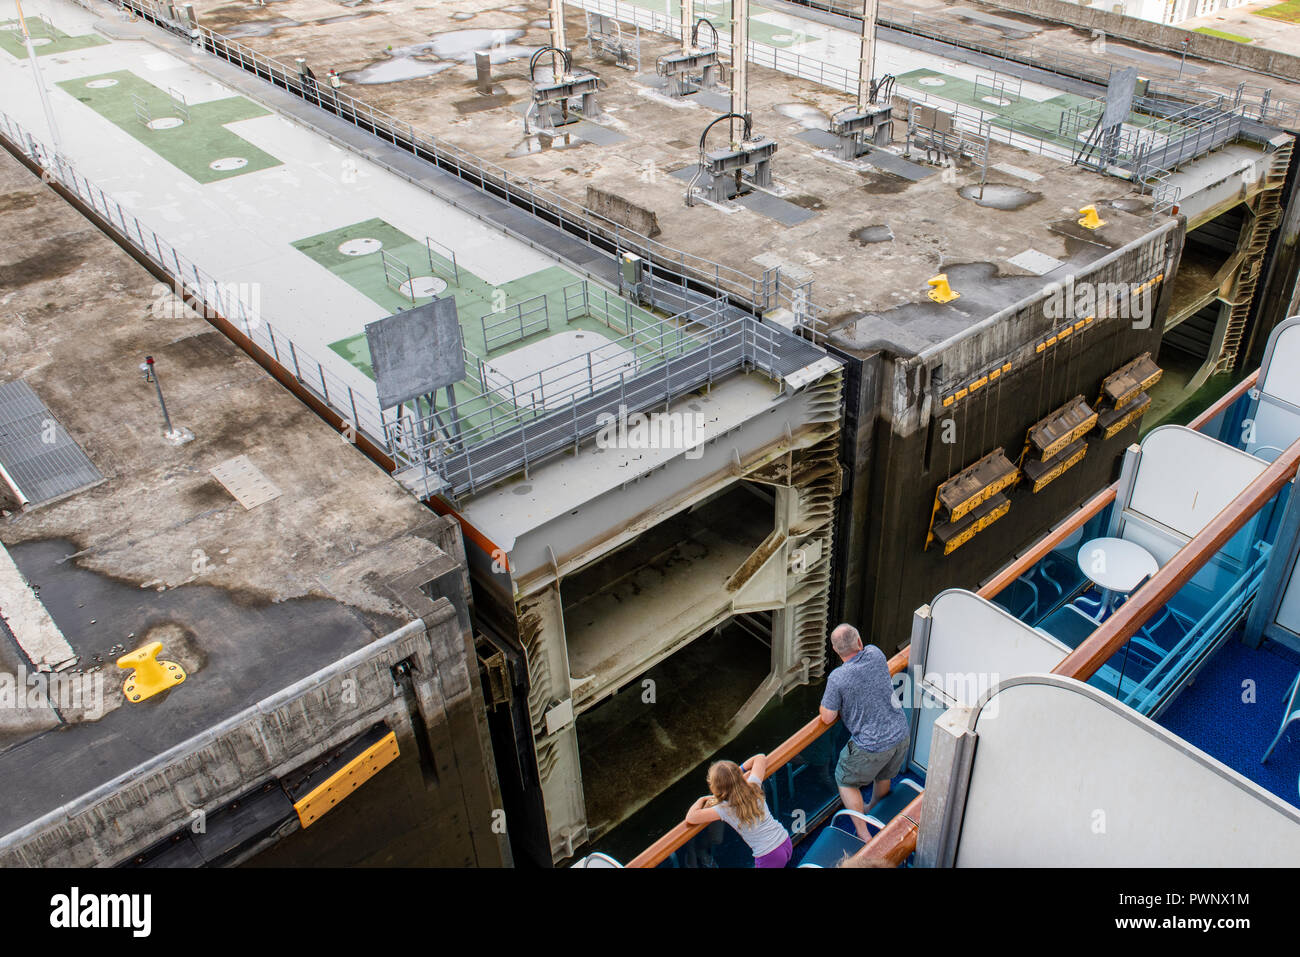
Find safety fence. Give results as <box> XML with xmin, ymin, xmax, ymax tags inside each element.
<box><xmin>0</xmin><ymin>110</ymin><xmax>391</xmax><ymax>455</ymax></box>
<box><xmin>112</xmin><ymin>0</ymin><xmax>821</xmax><ymax>329</ymax></box>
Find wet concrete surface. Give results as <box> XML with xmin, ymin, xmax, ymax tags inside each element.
<box><xmin>175</xmin><ymin>0</ymin><xmax>1169</xmax><ymax>339</ymax></box>
<box><xmin>958</xmin><ymin>182</ymin><xmax>1041</xmax><ymax>210</ymax></box>
<box><xmin>851</xmin><ymin>224</ymin><xmax>895</xmax><ymax>244</ymax></box>
<box><xmin>0</xmin><ymin>144</ymin><xmax>453</xmax><ymax>836</ymax></box>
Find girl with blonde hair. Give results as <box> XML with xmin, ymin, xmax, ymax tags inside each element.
<box><xmin>684</xmin><ymin>753</ymin><xmax>793</xmax><ymax>868</ymax></box>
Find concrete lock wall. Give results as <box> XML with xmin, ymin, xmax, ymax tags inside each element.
<box><xmin>0</xmin><ymin>598</ymin><xmax>508</xmax><ymax>868</ymax></box>
<box><xmin>847</xmin><ymin>225</ymin><xmax>1184</xmax><ymax>651</ymax></box>
<box><xmin>586</xmin><ymin>185</ymin><xmax>663</xmax><ymax>238</ymax></box>
<box><xmin>984</xmin><ymin>0</ymin><xmax>1300</xmax><ymax>84</ymax></box>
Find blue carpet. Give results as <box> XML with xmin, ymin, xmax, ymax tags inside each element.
<box><xmin>1159</xmin><ymin>638</ymin><xmax>1300</xmax><ymax>809</ymax></box>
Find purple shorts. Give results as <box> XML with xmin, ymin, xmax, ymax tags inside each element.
<box><xmin>755</xmin><ymin>836</ymin><xmax>793</xmax><ymax>869</ymax></box>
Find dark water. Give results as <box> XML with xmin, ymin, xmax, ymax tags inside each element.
<box><xmin>582</xmin><ymin>679</ymin><xmax>828</xmax><ymax>864</ymax></box>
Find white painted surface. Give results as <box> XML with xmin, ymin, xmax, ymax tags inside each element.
<box><xmin>1127</xmin><ymin>427</ymin><xmax>1267</xmax><ymax>541</ymax></box>
<box><xmin>0</xmin><ymin>542</ymin><xmax>75</xmax><ymax>670</ymax></box>
<box><xmin>1275</xmin><ymin>555</ymin><xmax>1300</xmax><ymax>638</ymax></box>
<box><xmin>0</xmin><ymin>0</ymin><xmax>581</xmax><ymax>409</ymax></box>
<box><xmin>1261</xmin><ymin>320</ymin><xmax>1300</xmax><ymax>409</ymax></box>
<box><xmin>955</xmin><ymin>677</ymin><xmax>1300</xmax><ymax>866</ymax></box>
<box><xmin>1077</xmin><ymin>536</ymin><xmax>1159</xmax><ymax>591</ymax></box>
<box><xmin>482</xmin><ymin>330</ymin><xmax>636</xmax><ymax>411</ymax></box>
<box><xmin>459</xmin><ymin>373</ymin><xmax>778</xmax><ymax>549</ymax></box>
<box><xmin>923</xmin><ymin>590</ymin><xmax>1069</xmax><ymax>706</ymax></box>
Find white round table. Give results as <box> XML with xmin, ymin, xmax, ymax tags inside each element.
<box><xmin>1077</xmin><ymin>537</ymin><xmax>1159</xmax><ymax>597</ymax></box>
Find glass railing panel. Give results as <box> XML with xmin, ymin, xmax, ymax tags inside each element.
<box><xmin>989</xmin><ymin>505</ymin><xmax>1114</xmax><ymax>629</ymax></box>
<box><xmin>657</xmin><ymin>723</ymin><xmax>851</xmax><ymax>868</ymax></box>
<box><xmin>1102</xmin><ymin>485</ymin><xmax>1288</xmax><ymax>716</ymax></box>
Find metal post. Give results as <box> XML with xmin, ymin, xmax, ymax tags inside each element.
<box><xmin>142</xmin><ymin>355</ymin><xmax>173</xmax><ymax>435</ymax></box>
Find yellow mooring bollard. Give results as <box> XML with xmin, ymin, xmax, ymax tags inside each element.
<box><xmin>928</xmin><ymin>273</ymin><xmax>960</xmax><ymax>303</ymax></box>
<box><xmin>1077</xmin><ymin>205</ymin><xmax>1107</xmax><ymax>230</ymax></box>
<box><xmin>117</xmin><ymin>641</ymin><xmax>186</xmax><ymax>703</ymax></box>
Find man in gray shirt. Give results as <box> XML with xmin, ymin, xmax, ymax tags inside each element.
<box><xmin>819</xmin><ymin>623</ymin><xmax>910</xmax><ymax>840</ymax></box>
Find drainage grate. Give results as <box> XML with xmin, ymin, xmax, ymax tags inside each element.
<box><xmin>0</xmin><ymin>380</ymin><xmax>102</xmax><ymax>506</ymax></box>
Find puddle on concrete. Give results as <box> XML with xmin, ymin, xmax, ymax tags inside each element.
<box><xmin>1108</xmin><ymin>197</ymin><xmax>1145</xmax><ymax>213</ymax></box>
<box><xmin>958</xmin><ymin>183</ymin><xmax>1041</xmax><ymax>210</ymax></box>
<box><xmin>774</xmin><ymin>103</ymin><xmax>829</xmax><ymax>129</ymax></box>
<box><xmin>851</xmin><ymin>224</ymin><xmax>894</xmax><ymax>244</ymax></box>
<box><xmin>343</xmin><ymin>29</ymin><xmax>538</xmax><ymax>84</ymax></box>
<box><xmin>787</xmin><ymin>194</ymin><xmax>826</xmax><ymax>210</ymax></box>
<box><xmin>343</xmin><ymin>57</ymin><xmax>453</xmax><ymax>84</ymax></box>
<box><xmin>427</xmin><ymin>28</ymin><xmax>528</xmax><ymax>61</ymax></box>
<box><xmin>222</xmin><ymin>16</ymin><xmax>300</xmax><ymax>38</ymax></box>
<box><xmin>506</xmin><ymin>132</ymin><xmax>587</xmax><ymax>157</ymax></box>
<box><xmin>859</xmin><ymin>170</ymin><xmax>909</xmax><ymax>194</ymax></box>
<box><xmin>313</xmin><ymin>12</ymin><xmax>379</xmax><ymax>25</ymax></box>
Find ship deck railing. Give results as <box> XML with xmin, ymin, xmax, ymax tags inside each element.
<box><xmin>618</xmin><ymin>365</ymin><xmax>1300</xmax><ymax>867</ymax></box>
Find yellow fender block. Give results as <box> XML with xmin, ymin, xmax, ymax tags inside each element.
<box><xmin>1077</xmin><ymin>205</ymin><xmax>1107</xmax><ymax>230</ymax></box>
<box><xmin>928</xmin><ymin>273</ymin><xmax>960</xmax><ymax>303</ymax></box>
<box><xmin>117</xmin><ymin>641</ymin><xmax>186</xmax><ymax>703</ymax></box>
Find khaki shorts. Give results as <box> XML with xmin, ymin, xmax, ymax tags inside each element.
<box><xmin>834</xmin><ymin>735</ymin><xmax>909</xmax><ymax>789</ymax></box>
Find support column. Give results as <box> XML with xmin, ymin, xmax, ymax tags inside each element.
<box><xmin>731</xmin><ymin>0</ymin><xmax>749</xmax><ymax>145</ymax></box>
<box><xmin>549</xmin><ymin>0</ymin><xmax>568</xmax><ymax>81</ymax></box>
<box><xmin>857</xmin><ymin>0</ymin><xmax>878</xmax><ymax>111</ymax></box>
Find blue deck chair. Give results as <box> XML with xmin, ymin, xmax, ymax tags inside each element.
<box><xmin>1262</xmin><ymin>669</ymin><xmax>1300</xmax><ymax>764</ymax></box>
<box><xmin>797</xmin><ymin>780</ymin><xmax>924</xmax><ymax>867</ymax></box>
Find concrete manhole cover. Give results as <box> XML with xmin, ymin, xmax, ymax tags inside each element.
<box><xmin>209</xmin><ymin>157</ymin><xmax>249</xmax><ymax>171</ymax></box>
<box><xmin>400</xmin><ymin>276</ymin><xmax>449</xmax><ymax>298</ymax></box>
<box><xmin>981</xmin><ymin>95</ymin><xmax>1011</xmax><ymax>106</ymax></box>
<box><xmin>338</xmin><ymin>237</ymin><xmax>383</xmax><ymax>256</ymax></box>
<box><xmin>86</xmin><ymin>78</ymin><xmax>119</xmax><ymax>88</ymax></box>
<box><xmin>918</xmin><ymin>76</ymin><xmax>946</xmax><ymax>86</ymax></box>
<box><xmin>147</xmin><ymin>117</ymin><xmax>184</xmax><ymax>130</ymax></box>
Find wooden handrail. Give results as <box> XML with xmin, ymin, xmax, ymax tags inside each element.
<box><xmin>624</xmin><ymin>646</ymin><xmax>909</xmax><ymax>868</ymax></box>
<box><xmin>859</xmin><ymin>404</ymin><xmax>1297</xmax><ymax>868</ymax></box>
<box><xmin>1054</xmin><ymin>434</ymin><xmax>1300</xmax><ymax>678</ymax></box>
<box><xmin>626</xmin><ymin>370</ymin><xmax>1264</xmax><ymax>868</ymax></box>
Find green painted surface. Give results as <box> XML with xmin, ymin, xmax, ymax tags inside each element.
<box><xmin>1258</xmin><ymin>0</ymin><xmax>1300</xmax><ymax>22</ymax></box>
<box><xmin>1192</xmin><ymin>26</ymin><xmax>1253</xmax><ymax>43</ymax></box>
<box><xmin>0</xmin><ymin>18</ymin><xmax>108</xmax><ymax>57</ymax></box>
<box><xmin>896</xmin><ymin>68</ymin><xmax>1190</xmax><ymax>153</ymax></box>
<box><xmin>55</xmin><ymin>70</ymin><xmax>281</xmax><ymax>183</ymax></box>
<box><xmin>300</xmin><ymin>218</ymin><xmax>700</xmax><ymax>431</ymax></box>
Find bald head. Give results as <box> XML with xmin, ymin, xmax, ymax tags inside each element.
<box><xmin>830</xmin><ymin>623</ymin><xmax>863</xmax><ymax>661</ymax></box>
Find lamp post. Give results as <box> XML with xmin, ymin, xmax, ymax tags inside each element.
<box><xmin>141</xmin><ymin>356</ymin><xmax>193</xmax><ymax>444</ymax></box>
<box><xmin>15</xmin><ymin>0</ymin><xmax>63</xmax><ymax>167</ymax></box>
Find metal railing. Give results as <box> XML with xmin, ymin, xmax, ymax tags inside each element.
<box><xmin>379</xmin><ymin>248</ymin><xmax>416</xmax><ymax>302</ymax></box>
<box><xmin>388</xmin><ymin>295</ymin><xmax>822</xmax><ymax>497</ymax></box>
<box><xmin>480</xmin><ymin>294</ymin><xmax>550</xmax><ymax>352</ymax></box>
<box><xmin>0</xmin><ymin>111</ymin><xmax>389</xmax><ymax>458</ymax></box>
<box><xmin>424</xmin><ymin>235</ymin><xmax>459</xmax><ymax>285</ymax></box>
<box><xmin>111</xmin><ymin>0</ymin><xmax>817</xmax><ymax>322</ymax></box>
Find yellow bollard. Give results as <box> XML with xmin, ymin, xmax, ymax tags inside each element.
<box><xmin>1077</xmin><ymin>205</ymin><xmax>1107</xmax><ymax>230</ymax></box>
<box><xmin>928</xmin><ymin>273</ymin><xmax>960</xmax><ymax>303</ymax></box>
<box><xmin>117</xmin><ymin>641</ymin><xmax>186</xmax><ymax>703</ymax></box>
